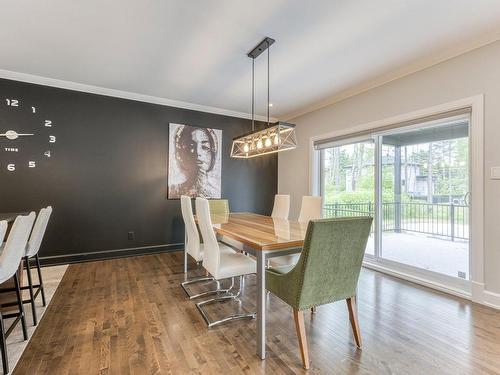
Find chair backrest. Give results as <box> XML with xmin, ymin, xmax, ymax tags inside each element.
<box><xmin>208</xmin><ymin>199</ymin><xmax>229</xmax><ymax>216</ymax></box>
<box><xmin>196</xmin><ymin>197</ymin><xmax>220</xmax><ymax>278</ymax></box>
<box><xmin>298</xmin><ymin>196</ymin><xmax>322</xmax><ymax>223</ymax></box>
<box><xmin>180</xmin><ymin>195</ymin><xmax>201</xmax><ymax>260</ymax></box>
<box><xmin>291</xmin><ymin>217</ymin><xmax>372</xmax><ymax>310</ymax></box>
<box><xmin>0</xmin><ymin>212</ymin><xmax>36</xmax><ymax>284</ymax></box>
<box><xmin>26</xmin><ymin>206</ymin><xmax>53</xmax><ymax>257</ymax></box>
<box><xmin>271</xmin><ymin>194</ymin><xmax>290</xmax><ymax>220</ymax></box>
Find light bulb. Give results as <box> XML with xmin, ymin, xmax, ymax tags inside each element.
<box><xmin>274</xmin><ymin>133</ymin><xmax>280</xmax><ymax>145</ymax></box>
<box><xmin>243</xmin><ymin>143</ymin><xmax>249</xmax><ymax>153</ymax></box>
<box><xmin>264</xmin><ymin>137</ymin><xmax>272</xmax><ymax>147</ymax></box>
<box><xmin>257</xmin><ymin>138</ymin><xmax>263</xmax><ymax>149</ymax></box>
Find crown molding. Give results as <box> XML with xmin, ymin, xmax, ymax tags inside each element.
<box><xmin>282</xmin><ymin>36</ymin><xmax>500</xmax><ymax>121</ymax></box>
<box><xmin>0</xmin><ymin>69</ymin><xmax>278</xmax><ymax>123</ymax></box>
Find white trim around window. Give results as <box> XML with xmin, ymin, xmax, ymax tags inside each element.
<box><xmin>309</xmin><ymin>95</ymin><xmax>493</xmax><ymax>308</ymax></box>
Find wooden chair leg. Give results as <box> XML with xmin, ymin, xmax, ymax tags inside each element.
<box><xmin>346</xmin><ymin>297</ymin><xmax>362</xmax><ymax>349</ymax></box>
<box><xmin>293</xmin><ymin>309</ymin><xmax>310</xmax><ymax>369</ymax></box>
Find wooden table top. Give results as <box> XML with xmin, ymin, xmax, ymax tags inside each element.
<box><xmin>210</xmin><ymin>212</ymin><xmax>308</xmax><ymax>251</ymax></box>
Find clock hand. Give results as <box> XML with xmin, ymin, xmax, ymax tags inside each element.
<box><xmin>0</xmin><ymin>130</ymin><xmax>34</xmax><ymax>140</ymax></box>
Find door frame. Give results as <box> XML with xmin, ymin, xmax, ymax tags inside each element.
<box><xmin>309</xmin><ymin>95</ymin><xmax>484</xmax><ymax>301</ymax></box>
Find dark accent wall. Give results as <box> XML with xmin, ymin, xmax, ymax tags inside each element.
<box><xmin>0</xmin><ymin>78</ymin><xmax>277</xmax><ymax>264</ymax></box>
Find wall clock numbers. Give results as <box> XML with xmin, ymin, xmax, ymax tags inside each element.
<box><xmin>1</xmin><ymin>97</ymin><xmax>57</xmax><ymax>173</ymax></box>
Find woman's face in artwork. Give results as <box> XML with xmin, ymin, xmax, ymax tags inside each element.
<box><xmin>189</xmin><ymin>129</ymin><xmax>212</xmax><ymax>171</ymax></box>
<box><xmin>177</xmin><ymin>128</ymin><xmax>214</xmax><ymax>174</ymax></box>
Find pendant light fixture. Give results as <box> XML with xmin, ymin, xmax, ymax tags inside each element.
<box><xmin>231</xmin><ymin>37</ymin><xmax>297</xmax><ymax>158</ymax></box>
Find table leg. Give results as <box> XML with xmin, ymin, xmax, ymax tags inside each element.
<box><xmin>183</xmin><ymin>230</ymin><xmax>188</xmax><ymax>275</ymax></box>
<box><xmin>256</xmin><ymin>251</ymin><xmax>266</xmax><ymax>359</ymax></box>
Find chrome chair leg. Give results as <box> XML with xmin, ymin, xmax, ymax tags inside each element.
<box><xmin>196</xmin><ymin>276</ymin><xmax>255</xmax><ymax>328</ymax></box>
<box><xmin>181</xmin><ymin>277</ymin><xmax>216</xmax><ymax>299</ymax></box>
<box><xmin>188</xmin><ymin>277</ymin><xmax>236</xmax><ymax>300</ymax></box>
<box><xmin>180</xmin><ymin>260</ymin><xmax>216</xmax><ymax>299</ymax></box>
<box><xmin>181</xmin><ymin>275</ymin><xmax>234</xmax><ymax>300</ymax></box>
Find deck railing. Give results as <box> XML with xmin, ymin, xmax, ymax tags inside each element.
<box><xmin>323</xmin><ymin>201</ymin><xmax>469</xmax><ymax>241</ymax></box>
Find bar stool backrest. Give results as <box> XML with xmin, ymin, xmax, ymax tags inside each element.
<box><xmin>26</xmin><ymin>206</ymin><xmax>52</xmax><ymax>258</ymax></box>
<box><xmin>0</xmin><ymin>221</ymin><xmax>7</xmax><ymax>244</ymax></box>
<box><xmin>0</xmin><ymin>212</ymin><xmax>36</xmax><ymax>284</ymax></box>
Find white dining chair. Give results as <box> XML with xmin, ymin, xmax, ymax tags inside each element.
<box><xmin>23</xmin><ymin>206</ymin><xmax>52</xmax><ymax>325</ymax></box>
<box><xmin>0</xmin><ymin>213</ymin><xmax>36</xmax><ymax>375</ymax></box>
<box><xmin>195</xmin><ymin>197</ymin><xmax>256</xmax><ymax>328</ymax></box>
<box><xmin>180</xmin><ymin>196</ymin><xmax>233</xmax><ymax>299</ymax></box>
<box><xmin>269</xmin><ymin>196</ymin><xmax>322</xmax><ymax>268</ymax></box>
<box><xmin>271</xmin><ymin>194</ymin><xmax>290</xmax><ymax>220</ymax></box>
<box><xmin>298</xmin><ymin>196</ymin><xmax>322</xmax><ymax>223</ymax></box>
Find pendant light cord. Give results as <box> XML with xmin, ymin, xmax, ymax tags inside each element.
<box><xmin>267</xmin><ymin>40</ymin><xmax>270</xmax><ymax>127</ymax></box>
<box><xmin>252</xmin><ymin>58</ymin><xmax>255</xmax><ymax>132</ymax></box>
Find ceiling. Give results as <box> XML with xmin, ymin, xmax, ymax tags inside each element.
<box><xmin>1</xmin><ymin>0</ymin><xmax>500</xmax><ymax>120</ymax></box>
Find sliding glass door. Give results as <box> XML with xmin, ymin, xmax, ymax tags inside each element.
<box><xmin>319</xmin><ymin>139</ymin><xmax>375</xmax><ymax>255</ymax></box>
<box><xmin>379</xmin><ymin>119</ymin><xmax>470</xmax><ymax>279</ymax></box>
<box><xmin>317</xmin><ymin>113</ymin><xmax>470</xmax><ymax>287</ymax></box>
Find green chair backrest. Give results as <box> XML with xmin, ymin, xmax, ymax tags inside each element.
<box><xmin>208</xmin><ymin>199</ymin><xmax>229</xmax><ymax>216</ymax></box>
<box><xmin>294</xmin><ymin>217</ymin><xmax>372</xmax><ymax>309</ymax></box>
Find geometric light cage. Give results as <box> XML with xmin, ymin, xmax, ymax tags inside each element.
<box><xmin>231</xmin><ymin>122</ymin><xmax>297</xmax><ymax>158</ymax></box>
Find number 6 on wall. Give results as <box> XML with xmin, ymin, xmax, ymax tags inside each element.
<box><xmin>7</xmin><ymin>164</ymin><xmax>15</xmax><ymax>172</ymax></box>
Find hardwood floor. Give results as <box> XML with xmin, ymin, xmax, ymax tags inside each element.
<box><xmin>13</xmin><ymin>252</ymin><xmax>500</xmax><ymax>374</ymax></box>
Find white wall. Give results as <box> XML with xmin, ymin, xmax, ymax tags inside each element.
<box><xmin>278</xmin><ymin>39</ymin><xmax>500</xmax><ymax>297</ymax></box>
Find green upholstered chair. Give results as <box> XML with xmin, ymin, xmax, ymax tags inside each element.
<box><xmin>266</xmin><ymin>216</ymin><xmax>373</xmax><ymax>369</ymax></box>
<box><xmin>208</xmin><ymin>199</ymin><xmax>229</xmax><ymax>216</ymax></box>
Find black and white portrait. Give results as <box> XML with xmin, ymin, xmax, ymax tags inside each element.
<box><xmin>168</xmin><ymin>123</ymin><xmax>222</xmax><ymax>199</ymax></box>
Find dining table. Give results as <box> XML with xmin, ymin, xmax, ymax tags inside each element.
<box><xmin>187</xmin><ymin>212</ymin><xmax>308</xmax><ymax>359</ymax></box>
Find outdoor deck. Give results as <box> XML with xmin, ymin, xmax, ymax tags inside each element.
<box><xmin>365</xmin><ymin>231</ymin><xmax>469</xmax><ymax>279</ymax></box>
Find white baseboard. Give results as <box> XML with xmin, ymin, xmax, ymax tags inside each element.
<box><xmin>362</xmin><ymin>260</ymin><xmax>471</xmax><ymax>300</ymax></box>
<box><xmin>363</xmin><ymin>261</ymin><xmax>500</xmax><ymax>310</ymax></box>
<box><xmin>472</xmin><ymin>281</ymin><xmax>500</xmax><ymax>309</ymax></box>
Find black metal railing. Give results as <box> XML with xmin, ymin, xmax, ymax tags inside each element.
<box><xmin>323</xmin><ymin>201</ymin><xmax>469</xmax><ymax>241</ymax></box>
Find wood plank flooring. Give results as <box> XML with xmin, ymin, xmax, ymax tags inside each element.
<box><xmin>13</xmin><ymin>252</ymin><xmax>500</xmax><ymax>374</ymax></box>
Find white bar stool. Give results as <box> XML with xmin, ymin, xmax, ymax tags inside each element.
<box><xmin>0</xmin><ymin>212</ymin><xmax>36</xmax><ymax>374</ymax></box>
<box><xmin>23</xmin><ymin>206</ymin><xmax>52</xmax><ymax>325</ymax></box>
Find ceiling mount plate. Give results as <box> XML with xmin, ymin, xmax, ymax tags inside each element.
<box><xmin>247</xmin><ymin>37</ymin><xmax>275</xmax><ymax>59</ymax></box>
